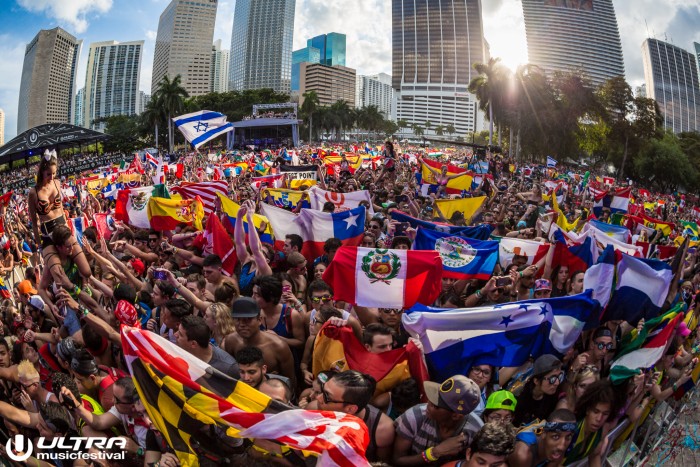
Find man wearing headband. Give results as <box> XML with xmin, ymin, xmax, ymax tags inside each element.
<box><xmin>442</xmin><ymin>422</ymin><xmax>516</xmax><ymax>467</ymax></box>
<box><xmin>510</xmin><ymin>409</ymin><xmax>576</xmax><ymax>467</ymax></box>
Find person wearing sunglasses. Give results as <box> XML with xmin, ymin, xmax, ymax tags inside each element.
<box><xmin>481</xmin><ymin>390</ymin><xmax>517</xmax><ymax>426</ymax></box>
<box><xmin>305</xmin><ymin>280</ymin><xmax>362</xmax><ymax>339</ymax></box>
<box><xmin>315</xmin><ymin>370</ymin><xmax>395</xmax><ymax>464</ymax></box>
<box><xmin>571</xmin><ymin>327</ymin><xmax>614</xmax><ymax>375</ymax></box>
<box><xmin>513</xmin><ymin>354</ymin><xmax>565</xmax><ymax>427</ymax></box>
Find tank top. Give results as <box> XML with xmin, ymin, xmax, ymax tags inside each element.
<box><xmin>239</xmin><ymin>262</ymin><xmax>256</xmax><ymax>296</ymax></box>
<box><xmin>361</xmin><ymin>404</ymin><xmax>382</xmax><ymax>462</ymax></box>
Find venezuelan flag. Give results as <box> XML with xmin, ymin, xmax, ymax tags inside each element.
<box><xmin>216</xmin><ymin>193</ymin><xmax>274</xmax><ymax>245</ymax></box>
<box><xmin>147</xmin><ymin>196</ymin><xmax>204</xmax><ymax>231</ymax></box>
<box><xmin>262</xmin><ymin>188</ymin><xmax>310</xmax><ymax>210</ymax></box>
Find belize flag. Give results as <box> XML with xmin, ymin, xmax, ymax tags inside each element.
<box><xmin>602</xmin><ymin>252</ymin><xmax>673</xmax><ymax>324</ymax></box>
<box><xmin>403</xmin><ymin>293</ymin><xmax>599</xmax><ymax>381</ymax></box>
<box><xmin>173</xmin><ymin>110</ymin><xmax>233</xmax><ymax>149</ymax></box>
<box><xmin>323</xmin><ymin>246</ymin><xmax>442</xmax><ymax>309</ymax></box>
<box><xmin>390</xmin><ymin>211</ymin><xmax>493</xmax><ymax>240</ymax></box>
<box><xmin>413</xmin><ymin>228</ymin><xmax>498</xmax><ymax>280</ymax></box>
<box><xmin>297</xmin><ymin>206</ymin><xmax>366</xmax><ymax>260</ymax></box>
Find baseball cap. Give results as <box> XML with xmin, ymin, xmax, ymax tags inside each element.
<box><xmin>115</xmin><ymin>300</ymin><xmax>139</xmax><ymax>327</ymax></box>
<box><xmin>533</xmin><ymin>354</ymin><xmax>561</xmax><ymax>378</ymax></box>
<box><xmin>130</xmin><ymin>258</ymin><xmax>145</xmax><ymax>276</ymax></box>
<box><xmin>485</xmin><ymin>390</ymin><xmax>517</xmax><ymax>412</ymax></box>
<box><xmin>424</xmin><ymin>375</ymin><xmax>480</xmax><ymax>415</ymax></box>
<box><xmin>535</xmin><ymin>279</ymin><xmax>552</xmax><ymax>291</ymax></box>
<box><xmin>18</xmin><ymin>280</ymin><xmax>37</xmax><ymax>295</ymax></box>
<box><xmin>231</xmin><ymin>297</ymin><xmax>260</xmax><ymax>318</ymax></box>
<box><xmin>28</xmin><ymin>295</ymin><xmax>45</xmax><ymax>312</ymax></box>
<box><xmin>56</xmin><ymin>337</ymin><xmax>78</xmax><ymax>362</ymax></box>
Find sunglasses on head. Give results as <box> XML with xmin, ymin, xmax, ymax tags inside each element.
<box><xmin>595</xmin><ymin>341</ymin><xmax>614</xmax><ymax>351</ymax></box>
<box><xmin>546</xmin><ymin>372</ymin><xmax>565</xmax><ymax>385</ymax></box>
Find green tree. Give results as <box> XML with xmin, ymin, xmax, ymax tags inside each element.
<box><xmin>412</xmin><ymin>124</ymin><xmax>424</xmax><ymax>138</ymax></box>
<box><xmin>155</xmin><ymin>75</ymin><xmax>189</xmax><ymax>152</ymax></box>
<box><xmin>434</xmin><ymin>125</ymin><xmax>444</xmax><ymax>137</ymax></box>
<box><xmin>634</xmin><ymin>133</ymin><xmax>697</xmax><ymax>191</ymax></box>
<box><xmin>99</xmin><ymin>115</ymin><xmax>142</xmax><ymax>153</ymax></box>
<box><xmin>445</xmin><ymin>124</ymin><xmax>456</xmax><ymax>137</ymax></box>
<box><xmin>301</xmin><ymin>90</ymin><xmax>320</xmax><ymax>142</ymax></box>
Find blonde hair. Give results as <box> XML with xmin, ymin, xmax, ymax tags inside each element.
<box><xmin>568</xmin><ymin>366</ymin><xmax>600</xmax><ymax>401</ymax></box>
<box><xmin>17</xmin><ymin>359</ymin><xmax>39</xmax><ymax>382</ymax></box>
<box><xmin>208</xmin><ymin>303</ymin><xmax>236</xmax><ymax>343</ymax></box>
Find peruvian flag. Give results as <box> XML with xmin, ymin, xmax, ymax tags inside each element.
<box><xmin>324</xmin><ymin>246</ymin><xmax>442</xmax><ymax>308</ymax></box>
<box><xmin>204</xmin><ymin>213</ymin><xmax>236</xmax><ymax>276</ymax></box>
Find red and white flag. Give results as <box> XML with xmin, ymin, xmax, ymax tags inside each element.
<box><xmin>498</xmin><ymin>237</ymin><xmax>549</xmax><ymax>269</ymax></box>
<box><xmin>203</xmin><ymin>213</ymin><xmax>236</xmax><ymax>276</ymax></box>
<box><xmin>171</xmin><ymin>181</ymin><xmax>228</xmax><ymax>215</ymax></box>
<box><xmin>129</xmin><ymin>154</ymin><xmax>145</xmax><ymax>174</ymax></box>
<box><xmin>323</xmin><ymin>246</ymin><xmax>442</xmax><ymax>308</ymax></box>
<box><xmin>307</xmin><ymin>186</ymin><xmax>373</xmax><ymax>213</ymax></box>
<box><xmin>250</xmin><ymin>174</ymin><xmax>285</xmax><ymax>191</ymax></box>
<box><xmin>259</xmin><ymin>203</ymin><xmax>303</xmax><ymax>251</ymax></box>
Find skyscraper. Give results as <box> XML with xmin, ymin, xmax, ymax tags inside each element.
<box><xmin>140</xmin><ymin>92</ymin><xmax>150</xmax><ymax>115</ymax></box>
<box><xmin>84</xmin><ymin>40</ymin><xmax>143</xmax><ymax>131</ymax></box>
<box><xmin>356</xmin><ymin>73</ymin><xmax>394</xmax><ymax>119</ymax></box>
<box><xmin>292</xmin><ymin>46</ymin><xmax>320</xmax><ymax>92</ymax></box>
<box><xmin>521</xmin><ymin>0</ymin><xmax>625</xmax><ymax>87</ymax></box>
<box><xmin>229</xmin><ymin>0</ymin><xmax>296</xmax><ymax>93</ymax></box>
<box><xmin>307</xmin><ymin>33</ymin><xmax>346</xmax><ymax>67</ymax></box>
<box><xmin>694</xmin><ymin>42</ymin><xmax>700</xmax><ymax>84</ymax></box>
<box><xmin>0</xmin><ymin>109</ymin><xmax>4</xmax><ymax>146</ymax></box>
<box><xmin>211</xmin><ymin>39</ymin><xmax>230</xmax><ymax>93</ymax></box>
<box><xmin>642</xmin><ymin>38</ymin><xmax>700</xmax><ymax>133</ymax></box>
<box><xmin>17</xmin><ymin>27</ymin><xmax>82</xmax><ymax>134</ymax></box>
<box><xmin>299</xmin><ymin>63</ymin><xmax>356</xmax><ymax>107</ymax></box>
<box><xmin>152</xmin><ymin>0</ymin><xmax>217</xmax><ymax>97</ymax></box>
<box><xmin>392</xmin><ymin>0</ymin><xmax>486</xmax><ymax>135</ymax></box>
<box><xmin>74</xmin><ymin>88</ymin><xmax>84</xmax><ymax>127</ymax></box>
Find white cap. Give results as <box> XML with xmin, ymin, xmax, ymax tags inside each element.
<box><xmin>28</xmin><ymin>295</ymin><xmax>45</xmax><ymax>312</ymax></box>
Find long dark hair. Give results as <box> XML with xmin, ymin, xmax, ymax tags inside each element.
<box><xmin>35</xmin><ymin>151</ymin><xmax>58</xmax><ymax>188</ymax></box>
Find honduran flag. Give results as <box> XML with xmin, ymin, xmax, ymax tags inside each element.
<box><xmin>216</xmin><ymin>193</ymin><xmax>274</xmax><ymax>245</ymax></box>
<box><xmin>413</xmin><ymin>228</ymin><xmax>498</xmax><ymax>280</ymax></box>
<box><xmin>498</xmin><ymin>237</ymin><xmax>549</xmax><ymax>269</ymax></box>
<box><xmin>390</xmin><ymin>210</ymin><xmax>493</xmax><ymax>240</ymax></box>
<box><xmin>297</xmin><ymin>206</ymin><xmax>366</xmax><ymax>260</ymax></box>
<box><xmin>323</xmin><ymin>246</ymin><xmax>442</xmax><ymax>309</ymax></box>
<box><xmin>592</xmin><ymin>187</ymin><xmax>630</xmax><ymax>217</ymax></box>
<box><xmin>602</xmin><ymin>252</ymin><xmax>673</xmax><ymax>324</ymax></box>
<box><xmin>402</xmin><ymin>293</ymin><xmax>599</xmax><ymax>381</ymax></box>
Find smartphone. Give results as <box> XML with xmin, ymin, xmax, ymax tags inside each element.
<box><xmin>282</xmin><ymin>285</ymin><xmax>291</xmax><ymax>294</ymax></box>
<box><xmin>153</xmin><ymin>269</ymin><xmax>167</xmax><ymax>281</ymax></box>
<box><xmin>495</xmin><ymin>277</ymin><xmax>512</xmax><ymax>287</ymax></box>
<box><xmin>161</xmin><ymin>241</ymin><xmax>169</xmax><ymax>250</ymax></box>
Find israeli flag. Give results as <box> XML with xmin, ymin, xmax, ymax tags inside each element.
<box><xmin>173</xmin><ymin>110</ymin><xmax>233</xmax><ymax>149</ymax></box>
<box><xmin>547</xmin><ymin>156</ymin><xmax>557</xmax><ymax>168</ymax></box>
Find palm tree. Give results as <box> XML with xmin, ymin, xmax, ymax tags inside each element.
<box><xmin>330</xmin><ymin>100</ymin><xmax>354</xmax><ymax>140</ymax></box>
<box><xmin>424</xmin><ymin>121</ymin><xmax>432</xmax><ymax>135</ymax></box>
<box><xmin>445</xmin><ymin>124</ymin><xmax>456</xmax><ymax>138</ymax></box>
<box><xmin>155</xmin><ymin>75</ymin><xmax>189</xmax><ymax>153</ymax></box>
<box><xmin>396</xmin><ymin>119</ymin><xmax>409</xmax><ymax>137</ymax></box>
<box><xmin>301</xmin><ymin>90</ymin><xmax>320</xmax><ymax>142</ymax></box>
<box><xmin>434</xmin><ymin>125</ymin><xmax>444</xmax><ymax>137</ymax></box>
<box><xmin>412</xmin><ymin>124</ymin><xmax>424</xmax><ymax>138</ymax></box>
<box><xmin>468</xmin><ymin>58</ymin><xmax>507</xmax><ymax>146</ymax></box>
<box><xmin>141</xmin><ymin>95</ymin><xmax>165</xmax><ymax>150</ymax></box>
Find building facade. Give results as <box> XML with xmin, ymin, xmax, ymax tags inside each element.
<box><xmin>292</xmin><ymin>46</ymin><xmax>321</xmax><ymax>92</ymax></box>
<box><xmin>642</xmin><ymin>38</ymin><xmax>700</xmax><ymax>133</ymax></box>
<box><xmin>74</xmin><ymin>88</ymin><xmax>84</xmax><ymax>127</ymax></box>
<box><xmin>151</xmin><ymin>0</ymin><xmax>217</xmax><ymax>97</ymax></box>
<box><xmin>84</xmin><ymin>40</ymin><xmax>143</xmax><ymax>131</ymax></box>
<box><xmin>299</xmin><ymin>63</ymin><xmax>356</xmax><ymax>107</ymax></box>
<box><xmin>356</xmin><ymin>73</ymin><xmax>394</xmax><ymax>119</ymax></box>
<box><xmin>211</xmin><ymin>39</ymin><xmax>230</xmax><ymax>93</ymax></box>
<box><xmin>139</xmin><ymin>91</ymin><xmax>150</xmax><ymax>114</ymax></box>
<box><xmin>521</xmin><ymin>0</ymin><xmax>625</xmax><ymax>87</ymax></box>
<box><xmin>307</xmin><ymin>33</ymin><xmax>346</xmax><ymax>67</ymax></box>
<box><xmin>229</xmin><ymin>0</ymin><xmax>296</xmax><ymax>93</ymax></box>
<box><xmin>17</xmin><ymin>27</ymin><xmax>82</xmax><ymax>134</ymax></box>
<box><xmin>392</xmin><ymin>0</ymin><xmax>486</xmax><ymax>136</ymax></box>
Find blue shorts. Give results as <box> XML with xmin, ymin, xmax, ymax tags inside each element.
<box><xmin>63</xmin><ymin>307</ymin><xmax>82</xmax><ymax>336</ymax></box>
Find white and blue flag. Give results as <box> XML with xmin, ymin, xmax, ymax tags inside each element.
<box><xmin>547</xmin><ymin>156</ymin><xmax>557</xmax><ymax>168</ymax></box>
<box><xmin>172</xmin><ymin>110</ymin><xmax>233</xmax><ymax>149</ymax></box>
<box><xmin>403</xmin><ymin>293</ymin><xmax>599</xmax><ymax>380</ymax></box>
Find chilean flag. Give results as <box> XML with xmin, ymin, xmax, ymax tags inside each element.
<box><xmin>323</xmin><ymin>246</ymin><xmax>442</xmax><ymax>308</ymax></box>
<box><xmin>297</xmin><ymin>206</ymin><xmax>366</xmax><ymax>260</ymax></box>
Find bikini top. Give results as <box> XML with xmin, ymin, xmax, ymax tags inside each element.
<box><xmin>36</xmin><ymin>181</ymin><xmax>62</xmax><ymax>216</ymax></box>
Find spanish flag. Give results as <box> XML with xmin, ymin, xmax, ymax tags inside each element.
<box><xmin>147</xmin><ymin>196</ymin><xmax>204</xmax><ymax>231</ymax></box>
<box><xmin>433</xmin><ymin>196</ymin><xmax>486</xmax><ymax>222</ymax></box>
<box><xmin>421</xmin><ymin>158</ymin><xmax>473</xmax><ymax>194</ymax></box>
<box><xmin>312</xmin><ymin>324</ymin><xmax>429</xmax><ymax>400</ymax></box>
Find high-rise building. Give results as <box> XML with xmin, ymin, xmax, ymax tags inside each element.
<box><xmin>356</xmin><ymin>73</ymin><xmax>394</xmax><ymax>119</ymax></box>
<box><xmin>17</xmin><ymin>27</ymin><xmax>82</xmax><ymax>134</ymax></box>
<box><xmin>642</xmin><ymin>38</ymin><xmax>700</xmax><ymax>133</ymax></box>
<box><xmin>392</xmin><ymin>0</ymin><xmax>485</xmax><ymax>135</ymax></box>
<box><xmin>84</xmin><ymin>40</ymin><xmax>143</xmax><ymax>131</ymax></box>
<box><xmin>211</xmin><ymin>39</ymin><xmax>230</xmax><ymax>93</ymax></box>
<box><xmin>299</xmin><ymin>63</ymin><xmax>356</xmax><ymax>107</ymax></box>
<box><xmin>521</xmin><ymin>0</ymin><xmax>625</xmax><ymax>87</ymax></box>
<box><xmin>139</xmin><ymin>91</ymin><xmax>150</xmax><ymax>114</ymax></box>
<box><xmin>229</xmin><ymin>0</ymin><xmax>296</xmax><ymax>93</ymax></box>
<box><xmin>152</xmin><ymin>0</ymin><xmax>217</xmax><ymax>97</ymax></box>
<box><xmin>694</xmin><ymin>42</ymin><xmax>700</xmax><ymax>84</ymax></box>
<box><xmin>0</xmin><ymin>109</ymin><xmax>4</xmax><ymax>146</ymax></box>
<box><xmin>74</xmin><ymin>88</ymin><xmax>84</xmax><ymax>127</ymax></box>
<box><xmin>307</xmin><ymin>33</ymin><xmax>346</xmax><ymax>67</ymax></box>
<box><xmin>291</xmin><ymin>46</ymin><xmax>320</xmax><ymax>92</ymax></box>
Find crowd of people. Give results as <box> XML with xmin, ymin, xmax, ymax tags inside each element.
<box><xmin>0</xmin><ymin>140</ymin><xmax>697</xmax><ymax>467</ymax></box>
<box><xmin>242</xmin><ymin>111</ymin><xmax>297</xmax><ymax>121</ymax></box>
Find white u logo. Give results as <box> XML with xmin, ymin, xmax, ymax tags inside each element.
<box><xmin>6</xmin><ymin>434</ymin><xmax>33</xmax><ymax>462</ymax></box>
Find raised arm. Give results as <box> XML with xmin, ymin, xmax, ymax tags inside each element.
<box><xmin>234</xmin><ymin>203</ymin><xmax>253</xmax><ymax>265</ymax></box>
<box><xmin>244</xmin><ymin>200</ymin><xmax>273</xmax><ymax>277</ymax></box>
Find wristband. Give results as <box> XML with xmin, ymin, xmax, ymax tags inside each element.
<box><xmin>137</xmin><ymin>447</ymin><xmax>144</xmax><ymax>457</ymax></box>
<box><xmin>673</xmin><ymin>383</ymin><xmax>678</xmax><ymax>392</ymax></box>
<box><xmin>425</xmin><ymin>447</ymin><xmax>438</xmax><ymax>461</ymax></box>
<box><xmin>475</xmin><ymin>289</ymin><xmax>482</xmax><ymax>299</ymax></box>
<box><xmin>519</xmin><ymin>271</ymin><xmax>523</xmax><ymax>278</ymax></box>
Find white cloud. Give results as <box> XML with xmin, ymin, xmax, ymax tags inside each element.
<box><xmin>214</xmin><ymin>0</ymin><xmax>234</xmax><ymax>50</ymax></box>
<box><xmin>0</xmin><ymin>36</ymin><xmax>30</xmax><ymax>140</ymax></box>
<box><xmin>145</xmin><ymin>29</ymin><xmax>157</xmax><ymax>41</ymax></box>
<box><xmin>17</xmin><ymin>0</ymin><xmax>113</xmax><ymax>34</ymax></box>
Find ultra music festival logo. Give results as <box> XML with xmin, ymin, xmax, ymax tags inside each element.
<box><xmin>5</xmin><ymin>435</ymin><xmax>126</xmax><ymax>462</ymax></box>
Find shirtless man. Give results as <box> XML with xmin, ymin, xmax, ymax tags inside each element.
<box><xmin>222</xmin><ymin>297</ymin><xmax>296</xmax><ymax>387</ymax></box>
<box><xmin>202</xmin><ymin>254</ymin><xmax>239</xmax><ymax>297</ymax></box>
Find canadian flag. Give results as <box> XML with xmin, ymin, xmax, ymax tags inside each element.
<box><xmin>323</xmin><ymin>246</ymin><xmax>443</xmax><ymax>309</ymax></box>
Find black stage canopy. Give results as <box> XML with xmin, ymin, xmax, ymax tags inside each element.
<box><xmin>0</xmin><ymin>123</ymin><xmax>110</xmax><ymax>164</ymax></box>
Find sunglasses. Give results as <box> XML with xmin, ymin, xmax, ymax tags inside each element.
<box><xmin>311</xmin><ymin>295</ymin><xmax>332</xmax><ymax>303</ymax></box>
<box><xmin>114</xmin><ymin>396</ymin><xmax>134</xmax><ymax>405</ymax></box>
<box><xmin>320</xmin><ymin>382</ymin><xmax>347</xmax><ymax>405</ymax></box>
<box><xmin>546</xmin><ymin>372</ymin><xmax>565</xmax><ymax>385</ymax></box>
<box><xmin>381</xmin><ymin>309</ymin><xmax>402</xmax><ymax>314</ymax></box>
<box><xmin>594</xmin><ymin>341</ymin><xmax>614</xmax><ymax>351</ymax></box>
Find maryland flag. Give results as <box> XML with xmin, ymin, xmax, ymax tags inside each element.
<box><xmin>147</xmin><ymin>196</ymin><xmax>204</xmax><ymax>231</ymax></box>
<box><xmin>121</xmin><ymin>327</ymin><xmax>370</xmax><ymax>466</ymax></box>
<box><xmin>312</xmin><ymin>324</ymin><xmax>429</xmax><ymax>399</ymax></box>
<box><xmin>262</xmin><ymin>188</ymin><xmax>310</xmax><ymax>211</ymax></box>
<box><xmin>432</xmin><ymin>196</ymin><xmax>486</xmax><ymax>222</ymax></box>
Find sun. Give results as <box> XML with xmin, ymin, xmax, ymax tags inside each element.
<box><xmin>483</xmin><ymin>6</ymin><xmax>529</xmax><ymax>72</ymax></box>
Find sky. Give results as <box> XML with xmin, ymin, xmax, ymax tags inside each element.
<box><xmin>1</xmin><ymin>0</ymin><xmax>699</xmax><ymax>142</ymax></box>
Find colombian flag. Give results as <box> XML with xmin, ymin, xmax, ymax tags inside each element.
<box><xmin>216</xmin><ymin>193</ymin><xmax>274</xmax><ymax>245</ymax></box>
<box><xmin>147</xmin><ymin>196</ymin><xmax>204</xmax><ymax>231</ymax></box>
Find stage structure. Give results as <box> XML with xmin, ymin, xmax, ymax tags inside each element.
<box><xmin>228</xmin><ymin>103</ymin><xmax>300</xmax><ymax>149</ymax></box>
